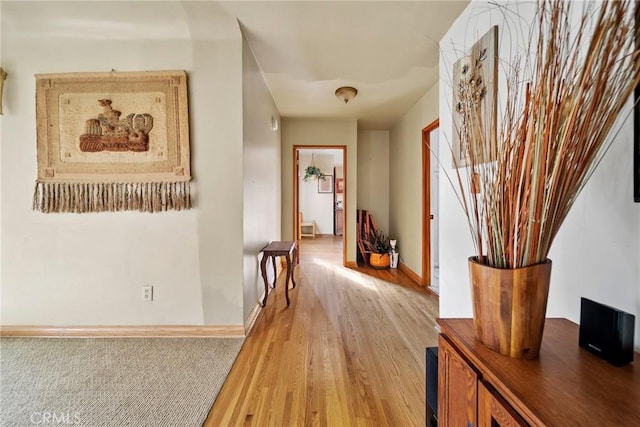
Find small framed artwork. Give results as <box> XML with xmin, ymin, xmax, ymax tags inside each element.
<box><xmin>318</xmin><ymin>175</ymin><xmax>333</xmax><ymax>193</ymax></box>
<box><xmin>452</xmin><ymin>26</ymin><xmax>498</xmax><ymax>168</ymax></box>
<box><xmin>336</xmin><ymin>178</ymin><xmax>344</xmax><ymax>193</ymax></box>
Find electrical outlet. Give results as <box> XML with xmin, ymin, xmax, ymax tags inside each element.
<box><xmin>142</xmin><ymin>285</ymin><xmax>153</xmax><ymax>302</ymax></box>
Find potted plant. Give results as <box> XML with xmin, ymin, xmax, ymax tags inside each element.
<box><xmin>303</xmin><ymin>153</ymin><xmax>326</xmax><ymax>181</ymax></box>
<box><xmin>303</xmin><ymin>165</ymin><xmax>326</xmax><ymax>182</ymax></box>
<box><xmin>364</xmin><ymin>230</ymin><xmax>392</xmax><ymax>269</ymax></box>
<box><xmin>449</xmin><ymin>0</ymin><xmax>640</xmax><ymax>359</ymax></box>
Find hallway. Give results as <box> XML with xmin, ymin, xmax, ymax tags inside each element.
<box><xmin>205</xmin><ymin>236</ymin><xmax>439</xmax><ymax>426</ymax></box>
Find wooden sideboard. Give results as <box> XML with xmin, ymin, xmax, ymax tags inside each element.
<box><xmin>437</xmin><ymin>318</ymin><xmax>640</xmax><ymax>426</ymax></box>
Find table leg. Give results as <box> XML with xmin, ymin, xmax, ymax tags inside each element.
<box><xmin>271</xmin><ymin>256</ymin><xmax>277</xmax><ymax>288</ymax></box>
<box><xmin>260</xmin><ymin>254</ymin><xmax>270</xmax><ymax>307</ymax></box>
<box><xmin>291</xmin><ymin>244</ymin><xmax>297</xmax><ymax>289</ymax></box>
<box><xmin>284</xmin><ymin>253</ymin><xmax>292</xmax><ymax>306</ymax></box>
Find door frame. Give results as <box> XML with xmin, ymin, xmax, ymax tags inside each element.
<box><xmin>293</xmin><ymin>145</ymin><xmax>348</xmax><ymax>266</ymax></box>
<box><xmin>422</xmin><ymin>119</ymin><xmax>439</xmax><ymax>287</ymax></box>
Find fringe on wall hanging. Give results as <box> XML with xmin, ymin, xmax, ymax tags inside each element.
<box><xmin>33</xmin><ymin>181</ymin><xmax>191</xmax><ymax>214</ymax></box>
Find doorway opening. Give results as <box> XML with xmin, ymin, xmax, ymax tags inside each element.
<box><xmin>294</xmin><ymin>146</ymin><xmax>347</xmax><ymax>266</ymax></box>
<box><xmin>422</xmin><ymin>120</ymin><xmax>440</xmax><ymax>294</ymax></box>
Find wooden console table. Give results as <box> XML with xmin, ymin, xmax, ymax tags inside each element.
<box><xmin>437</xmin><ymin>318</ymin><xmax>640</xmax><ymax>426</ymax></box>
<box><xmin>260</xmin><ymin>241</ymin><xmax>298</xmax><ymax>307</ymax></box>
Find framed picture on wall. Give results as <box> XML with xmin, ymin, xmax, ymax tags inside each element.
<box><xmin>318</xmin><ymin>175</ymin><xmax>333</xmax><ymax>193</ymax></box>
<box><xmin>452</xmin><ymin>26</ymin><xmax>498</xmax><ymax>168</ymax></box>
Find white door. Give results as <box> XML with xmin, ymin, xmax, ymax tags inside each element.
<box><xmin>430</xmin><ymin>129</ymin><xmax>440</xmax><ymax>293</ymax></box>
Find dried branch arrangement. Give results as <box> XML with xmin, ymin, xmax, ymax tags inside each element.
<box><xmin>455</xmin><ymin>0</ymin><xmax>640</xmax><ymax>269</ymax></box>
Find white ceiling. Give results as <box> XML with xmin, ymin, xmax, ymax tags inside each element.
<box><xmin>3</xmin><ymin>0</ymin><xmax>468</xmax><ymax>130</ymax></box>
<box><xmin>219</xmin><ymin>1</ymin><xmax>469</xmax><ymax>130</ymax></box>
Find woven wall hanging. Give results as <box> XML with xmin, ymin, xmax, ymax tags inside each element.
<box><xmin>33</xmin><ymin>70</ymin><xmax>191</xmax><ymax>213</ymax></box>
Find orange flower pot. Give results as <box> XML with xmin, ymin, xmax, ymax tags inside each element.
<box><xmin>369</xmin><ymin>253</ymin><xmax>390</xmax><ymax>269</ymax></box>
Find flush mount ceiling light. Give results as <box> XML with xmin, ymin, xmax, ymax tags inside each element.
<box><xmin>335</xmin><ymin>86</ymin><xmax>358</xmax><ymax>104</ymax></box>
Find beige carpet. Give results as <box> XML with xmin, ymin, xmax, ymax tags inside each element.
<box><xmin>0</xmin><ymin>337</ymin><xmax>244</xmax><ymax>426</ymax></box>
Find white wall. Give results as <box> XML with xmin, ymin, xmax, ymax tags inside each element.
<box><xmin>389</xmin><ymin>85</ymin><xmax>439</xmax><ymax>278</ymax></box>
<box><xmin>282</xmin><ymin>119</ymin><xmax>357</xmax><ymax>264</ymax></box>
<box><xmin>298</xmin><ymin>152</ymin><xmax>335</xmax><ymax>234</ymax></box>
<box><xmin>1</xmin><ymin>1</ymin><xmax>246</xmax><ymax>326</ymax></box>
<box><xmin>241</xmin><ymin>33</ymin><xmax>281</xmax><ymax>323</ymax></box>
<box><xmin>438</xmin><ymin>1</ymin><xmax>640</xmax><ymax>346</ymax></box>
<box><xmin>357</xmin><ymin>130</ymin><xmax>390</xmax><ymax>235</ymax></box>
<box><xmin>186</xmin><ymin>2</ymin><xmax>245</xmax><ymax>326</ymax></box>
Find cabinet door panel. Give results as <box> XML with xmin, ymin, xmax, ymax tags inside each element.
<box><xmin>478</xmin><ymin>381</ymin><xmax>528</xmax><ymax>427</ymax></box>
<box><xmin>438</xmin><ymin>335</ymin><xmax>478</xmax><ymax>427</ymax></box>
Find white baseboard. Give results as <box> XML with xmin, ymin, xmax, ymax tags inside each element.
<box><xmin>244</xmin><ymin>300</ymin><xmax>262</xmax><ymax>334</ymax></box>
<box><xmin>0</xmin><ymin>325</ymin><xmax>245</xmax><ymax>338</ymax></box>
<box><xmin>243</xmin><ymin>256</ymin><xmax>286</xmax><ymax>334</ymax></box>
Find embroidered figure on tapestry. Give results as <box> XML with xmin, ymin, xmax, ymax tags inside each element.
<box><xmin>80</xmin><ymin>99</ymin><xmax>153</xmax><ymax>153</ymax></box>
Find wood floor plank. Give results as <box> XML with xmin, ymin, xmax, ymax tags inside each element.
<box><xmin>205</xmin><ymin>236</ymin><xmax>439</xmax><ymax>426</ymax></box>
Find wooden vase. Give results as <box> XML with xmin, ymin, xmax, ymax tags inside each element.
<box><xmin>469</xmin><ymin>257</ymin><xmax>552</xmax><ymax>359</ymax></box>
<box><xmin>369</xmin><ymin>253</ymin><xmax>390</xmax><ymax>269</ymax></box>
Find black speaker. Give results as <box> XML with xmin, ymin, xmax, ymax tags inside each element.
<box><xmin>425</xmin><ymin>347</ymin><xmax>438</xmax><ymax>427</ymax></box>
<box><xmin>579</xmin><ymin>297</ymin><xmax>635</xmax><ymax>366</ymax></box>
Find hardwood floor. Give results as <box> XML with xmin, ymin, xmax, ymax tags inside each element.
<box><xmin>205</xmin><ymin>236</ymin><xmax>440</xmax><ymax>426</ymax></box>
<box><xmin>298</xmin><ymin>235</ymin><xmax>429</xmax><ymax>293</ymax></box>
